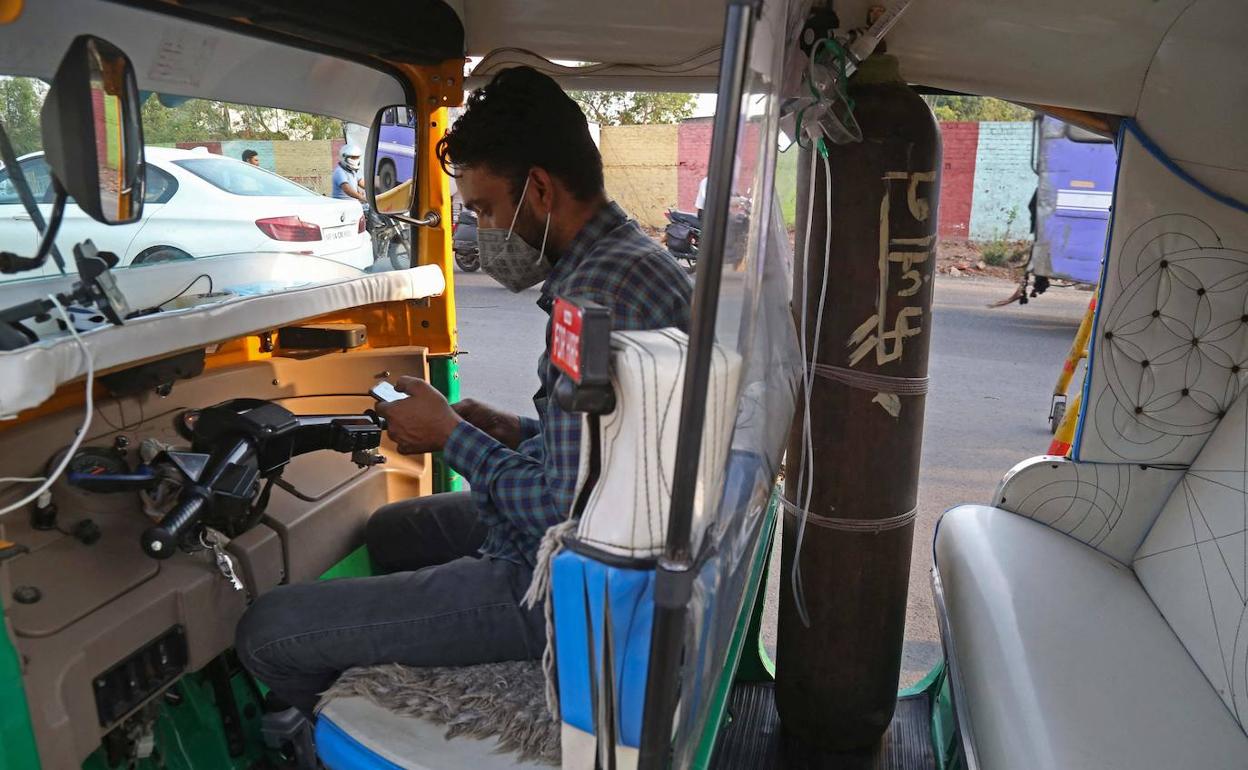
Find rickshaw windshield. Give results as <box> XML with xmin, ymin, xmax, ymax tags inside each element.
<box><xmin>0</xmin><ymin>85</ymin><xmax>386</xmax><ymax>289</ymax></box>
<box><xmin>0</xmin><ymin>0</ymin><xmax>411</xmax><ymax>312</ymax></box>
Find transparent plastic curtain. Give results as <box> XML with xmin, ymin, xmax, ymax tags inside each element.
<box><xmin>669</xmin><ymin>0</ymin><xmax>805</xmax><ymax>763</ymax></box>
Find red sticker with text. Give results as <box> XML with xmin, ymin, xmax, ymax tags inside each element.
<box><xmin>551</xmin><ymin>297</ymin><xmax>583</xmax><ymax>382</ymax></box>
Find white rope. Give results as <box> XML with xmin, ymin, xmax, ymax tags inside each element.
<box><xmin>522</xmin><ymin>516</ymin><xmax>579</xmax><ymax>720</ymax></box>
<box><xmin>781</xmin><ymin>496</ymin><xmax>918</xmax><ymax>534</ymax></box>
<box><xmin>810</xmin><ymin>362</ymin><xmax>930</xmax><ymax>395</ymax></box>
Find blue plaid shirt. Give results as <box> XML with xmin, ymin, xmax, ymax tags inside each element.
<box><xmin>444</xmin><ymin>201</ymin><xmax>693</xmax><ymax>566</ymax></box>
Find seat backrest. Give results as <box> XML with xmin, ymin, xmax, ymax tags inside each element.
<box><xmin>1134</xmin><ymin>386</ymin><xmax>1248</xmax><ymax>732</ymax></box>
<box><xmin>572</xmin><ymin>328</ymin><xmax>742</xmax><ymax>560</ymax></box>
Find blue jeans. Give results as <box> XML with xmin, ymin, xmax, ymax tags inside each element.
<box><xmin>235</xmin><ymin>493</ymin><xmax>544</xmax><ymax>713</ymax></box>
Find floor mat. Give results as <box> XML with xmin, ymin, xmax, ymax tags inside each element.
<box><xmin>709</xmin><ymin>683</ymin><xmax>936</xmax><ymax>770</ymax></box>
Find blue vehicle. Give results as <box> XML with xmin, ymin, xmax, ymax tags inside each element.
<box><xmin>375</xmin><ymin>105</ymin><xmax>416</xmax><ymax>192</ymax></box>
<box><xmin>1031</xmin><ymin>115</ymin><xmax>1117</xmax><ymax>287</ymax></box>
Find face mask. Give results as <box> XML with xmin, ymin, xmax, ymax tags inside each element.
<box><xmin>342</xmin><ymin>157</ymin><xmax>360</xmax><ymax>172</ymax></box>
<box><xmin>477</xmin><ymin>175</ymin><xmax>551</xmax><ymax>292</ymax></box>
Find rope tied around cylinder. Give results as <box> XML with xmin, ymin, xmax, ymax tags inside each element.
<box><xmin>808</xmin><ymin>361</ymin><xmax>929</xmax><ymax>396</ymax></box>
<box><xmin>780</xmin><ymin>496</ymin><xmax>917</xmax><ymax>534</ymax></box>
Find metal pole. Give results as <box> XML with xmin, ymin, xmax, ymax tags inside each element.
<box><xmin>637</xmin><ymin>1</ymin><xmax>759</xmax><ymax>766</ymax></box>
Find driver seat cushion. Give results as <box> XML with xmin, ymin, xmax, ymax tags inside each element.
<box><xmin>316</xmin><ymin>696</ymin><xmax>553</xmax><ymax>770</ymax></box>
<box><xmin>934</xmin><ymin>505</ymin><xmax>1247</xmax><ymax>770</ymax></box>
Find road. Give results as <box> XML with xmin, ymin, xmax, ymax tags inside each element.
<box><xmin>452</xmin><ymin>268</ymin><xmax>1091</xmax><ymax>686</ymax></box>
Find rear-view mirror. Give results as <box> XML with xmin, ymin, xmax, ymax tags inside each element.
<box><xmin>365</xmin><ymin>104</ymin><xmax>418</xmax><ymax>218</ymax></box>
<box><xmin>41</xmin><ymin>35</ymin><xmax>145</xmax><ymax>225</ymax></box>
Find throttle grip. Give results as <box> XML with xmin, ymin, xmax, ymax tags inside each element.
<box><xmin>140</xmin><ymin>494</ymin><xmax>206</xmax><ymax>559</ymax></box>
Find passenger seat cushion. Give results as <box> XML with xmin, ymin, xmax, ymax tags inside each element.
<box><xmin>1135</xmin><ymin>385</ymin><xmax>1248</xmax><ymax>728</ymax></box>
<box><xmin>935</xmin><ymin>505</ymin><xmax>1247</xmax><ymax>770</ymax></box>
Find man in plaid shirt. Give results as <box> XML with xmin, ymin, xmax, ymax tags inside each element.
<box><xmin>236</xmin><ymin>66</ymin><xmax>691</xmax><ymax>715</ymax></box>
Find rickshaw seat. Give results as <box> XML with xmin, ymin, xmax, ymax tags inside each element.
<box><xmin>936</xmin><ymin>384</ymin><xmax>1248</xmax><ymax>768</ymax></box>
<box><xmin>934</xmin><ymin>505</ymin><xmax>1247</xmax><ymax>770</ymax></box>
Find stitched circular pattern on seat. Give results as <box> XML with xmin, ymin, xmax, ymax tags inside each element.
<box><xmin>1091</xmin><ymin>215</ymin><xmax>1248</xmax><ymax>460</ymax></box>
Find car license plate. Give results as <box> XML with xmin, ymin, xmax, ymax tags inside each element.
<box><xmin>324</xmin><ymin>225</ymin><xmax>354</xmax><ymax>241</ymax></box>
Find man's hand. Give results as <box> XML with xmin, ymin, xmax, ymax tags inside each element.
<box><xmin>375</xmin><ymin>376</ymin><xmax>462</xmax><ymax>455</ymax></box>
<box><xmin>453</xmin><ymin>399</ymin><xmax>524</xmax><ymax>449</ymax></box>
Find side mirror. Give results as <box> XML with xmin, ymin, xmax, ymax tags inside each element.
<box><xmin>41</xmin><ymin>35</ymin><xmax>144</xmax><ymax>225</ymax></box>
<box><xmin>365</xmin><ymin>103</ymin><xmax>438</xmax><ymax>228</ymax></box>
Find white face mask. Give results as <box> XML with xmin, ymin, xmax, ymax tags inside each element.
<box><xmin>343</xmin><ymin>156</ymin><xmax>360</xmax><ymax>172</ymax></box>
<box><xmin>477</xmin><ymin>175</ymin><xmax>552</xmax><ymax>293</ymax></box>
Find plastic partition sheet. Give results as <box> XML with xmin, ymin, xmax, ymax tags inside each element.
<box><xmin>671</xmin><ymin>0</ymin><xmax>803</xmax><ymax>763</ymax></box>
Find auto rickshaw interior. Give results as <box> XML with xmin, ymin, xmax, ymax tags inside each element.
<box><xmin>1</xmin><ymin>1</ymin><xmax>1247</xmax><ymax>769</ymax></box>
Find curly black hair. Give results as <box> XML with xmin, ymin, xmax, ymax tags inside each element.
<box><xmin>437</xmin><ymin>66</ymin><xmax>603</xmax><ymax>202</ymax></box>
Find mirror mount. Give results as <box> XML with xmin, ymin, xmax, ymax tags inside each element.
<box><xmin>404</xmin><ymin>209</ymin><xmax>441</xmax><ymax>228</ymax></box>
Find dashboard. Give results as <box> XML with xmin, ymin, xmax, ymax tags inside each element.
<box><xmin>0</xmin><ymin>345</ymin><xmax>432</xmax><ymax>767</ymax></box>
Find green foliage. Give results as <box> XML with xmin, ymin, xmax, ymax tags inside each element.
<box><xmin>571</xmin><ymin>91</ymin><xmax>697</xmax><ymax>126</ymax></box>
<box><xmin>141</xmin><ymin>96</ymin><xmax>232</xmax><ymax>144</ymax></box>
<box><xmin>924</xmin><ymin>95</ymin><xmax>1034</xmax><ymax>122</ymax></box>
<box><xmin>980</xmin><ymin>237</ymin><xmax>1030</xmax><ymax>267</ymax></box>
<box><xmin>141</xmin><ymin>94</ymin><xmax>344</xmax><ymax>144</ymax></box>
<box><xmin>0</xmin><ymin>77</ymin><xmax>47</xmax><ymax>156</ymax></box>
<box><xmin>776</xmin><ymin>144</ymin><xmax>798</xmax><ymax>227</ymax></box>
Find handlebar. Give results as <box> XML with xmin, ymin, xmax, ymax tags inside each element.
<box><xmin>140</xmin><ymin>494</ymin><xmax>207</xmax><ymax>559</ymax></box>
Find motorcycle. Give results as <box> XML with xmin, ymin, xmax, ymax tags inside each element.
<box><xmin>664</xmin><ymin>208</ymin><xmax>700</xmax><ymax>271</ymax></box>
<box><xmin>367</xmin><ymin>209</ymin><xmax>412</xmax><ymax>271</ymax></box>
<box><xmin>452</xmin><ymin>208</ymin><xmax>481</xmax><ymax>272</ymax></box>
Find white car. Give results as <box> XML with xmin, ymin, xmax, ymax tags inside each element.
<box><xmin>0</xmin><ymin>146</ymin><xmax>373</xmax><ymax>276</ymax></box>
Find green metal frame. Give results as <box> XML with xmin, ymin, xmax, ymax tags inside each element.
<box><xmin>81</xmin><ymin>664</ymin><xmax>268</xmax><ymax>770</ymax></box>
<box><xmin>688</xmin><ymin>492</ymin><xmax>780</xmax><ymax>768</ymax></box>
<box><xmin>0</xmin><ymin>618</ymin><xmax>40</xmax><ymax>770</ymax></box>
<box><xmin>428</xmin><ymin>355</ymin><xmax>464</xmax><ymax>493</ymax></box>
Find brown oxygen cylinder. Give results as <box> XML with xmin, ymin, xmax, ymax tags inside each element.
<box><xmin>777</xmin><ymin>52</ymin><xmax>940</xmax><ymax>751</ymax></box>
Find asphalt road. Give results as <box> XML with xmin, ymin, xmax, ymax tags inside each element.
<box><xmin>452</xmin><ymin>267</ymin><xmax>1091</xmax><ymax>686</ymax></box>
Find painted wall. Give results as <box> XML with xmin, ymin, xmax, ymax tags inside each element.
<box><xmin>938</xmin><ymin>122</ymin><xmax>979</xmax><ymax>239</ymax></box>
<box><xmin>168</xmin><ymin>119</ymin><xmax>1038</xmax><ymax>237</ymax></box>
<box><xmin>669</xmin><ymin>117</ymin><xmax>1035</xmax><ymax>241</ymax></box>
<box><xmin>173</xmin><ymin>139</ymin><xmax>343</xmax><ymax>196</ymax></box>
<box><xmin>967</xmin><ymin>121</ymin><xmax>1035</xmax><ymax>240</ymax></box>
<box><xmin>600</xmin><ymin>124</ymin><xmax>679</xmax><ymax>229</ymax></box>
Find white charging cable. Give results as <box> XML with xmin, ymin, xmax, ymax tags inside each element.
<box><xmin>0</xmin><ymin>295</ymin><xmax>94</xmax><ymax>516</ymax></box>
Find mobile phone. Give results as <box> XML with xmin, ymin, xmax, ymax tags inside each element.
<box><xmin>370</xmin><ymin>381</ymin><xmax>409</xmax><ymax>403</ymax></box>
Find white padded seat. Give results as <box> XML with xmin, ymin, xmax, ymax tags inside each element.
<box><xmin>934</xmin><ymin>505</ymin><xmax>1248</xmax><ymax>770</ymax></box>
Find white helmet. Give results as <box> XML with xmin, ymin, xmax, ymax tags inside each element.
<box><xmin>341</xmin><ymin>143</ymin><xmax>362</xmax><ymax>171</ymax></box>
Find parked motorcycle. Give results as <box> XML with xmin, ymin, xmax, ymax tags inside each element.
<box><xmin>453</xmin><ymin>208</ymin><xmax>480</xmax><ymax>272</ymax></box>
<box><xmin>664</xmin><ymin>208</ymin><xmax>700</xmax><ymax>270</ymax></box>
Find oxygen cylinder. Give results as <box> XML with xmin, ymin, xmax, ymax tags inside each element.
<box><xmin>778</xmin><ymin>52</ymin><xmax>940</xmax><ymax>751</ymax></box>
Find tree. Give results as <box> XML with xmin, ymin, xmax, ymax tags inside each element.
<box><xmin>286</xmin><ymin>113</ymin><xmax>345</xmax><ymax>141</ymax></box>
<box><xmin>571</xmin><ymin>91</ymin><xmax>697</xmax><ymax>126</ymax></box>
<box><xmin>0</xmin><ymin>77</ymin><xmax>47</xmax><ymax>156</ymax></box>
<box><xmin>140</xmin><ymin>94</ymin><xmax>345</xmax><ymax>143</ymax></box>
<box><xmin>924</xmin><ymin>95</ymin><xmax>1033</xmax><ymax>122</ymax></box>
<box><xmin>142</xmin><ymin>95</ymin><xmax>232</xmax><ymax>144</ymax></box>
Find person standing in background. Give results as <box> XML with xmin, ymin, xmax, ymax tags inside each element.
<box><xmin>242</xmin><ymin>149</ymin><xmax>260</xmax><ymax>166</ymax></box>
